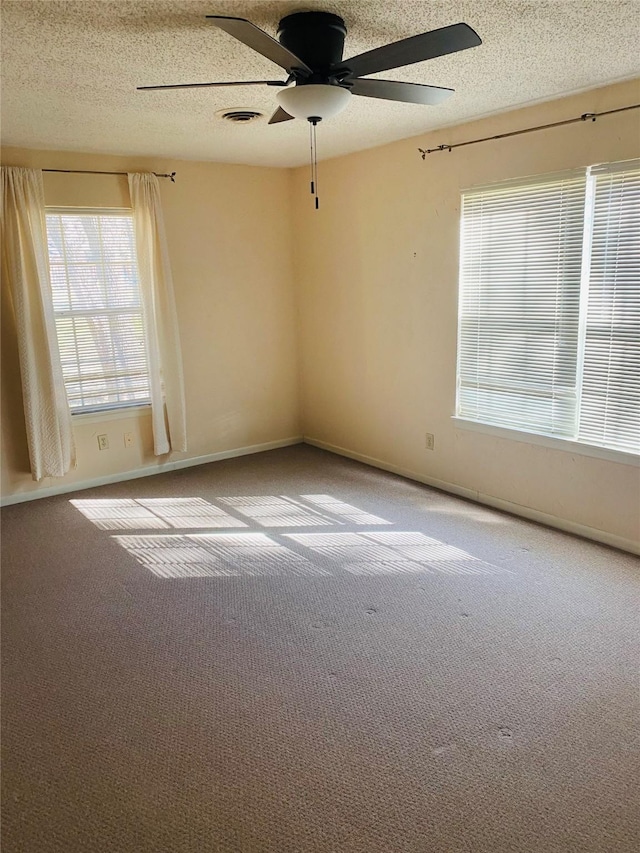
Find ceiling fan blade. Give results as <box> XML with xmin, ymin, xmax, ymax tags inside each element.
<box><xmin>207</xmin><ymin>16</ymin><xmax>312</xmax><ymax>74</ymax></box>
<box><xmin>349</xmin><ymin>78</ymin><xmax>454</xmax><ymax>106</ymax></box>
<box><xmin>337</xmin><ymin>23</ymin><xmax>481</xmax><ymax>79</ymax></box>
<box><xmin>268</xmin><ymin>106</ymin><xmax>295</xmax><ymax>125</ymax></box>
<box><xmin>137</xmin><ymin>80</ymin><xmax>287</xmax><ymax>91</ymax></box>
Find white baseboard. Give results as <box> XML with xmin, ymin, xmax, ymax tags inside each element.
<box><xmin>304</xmin><ymin>436</ymin><xmax>640</xmax><ymax>556</ymax></box>
<box><xmin>0</xmin><ymin>437</ymin><xmax>303</xmax><ymax>507</ymax></box>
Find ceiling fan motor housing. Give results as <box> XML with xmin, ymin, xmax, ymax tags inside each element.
<box><xmin>277</xmin><ymin>12</ymin><xmax>347</xmax><ymax>73</ymax></box>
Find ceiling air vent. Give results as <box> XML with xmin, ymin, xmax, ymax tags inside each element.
<box><xmin>217</xmin><ymin>109</ymin><xmax>263</xmax><ymax>124</ymax></box>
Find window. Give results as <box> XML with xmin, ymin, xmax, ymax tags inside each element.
<box><xmin>46</xmin><ymin>209</ymin><xmax>150</xmax><ymax>413</ymax></box>
<box><xmin>456</xmin><ymin>159</ymin><xmax>639</xmax><ymax>456</ymax></box>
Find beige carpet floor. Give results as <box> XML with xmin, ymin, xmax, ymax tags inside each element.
<box><xmin>2</xmin><ymin>444</ymin><xmax>639</xmax><ymax>852</ymax></box>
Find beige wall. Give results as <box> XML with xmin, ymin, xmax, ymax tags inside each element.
<box><xmin>1</xmin><ymin>148</ymin><xmax>301</xmax><ymax>498</ymax></box>
<box><xmin>292</xmin><ymin>79</ymin><xmax>640</xmax><ymax>547</ymax></box>
<box><xmin>2</xmin><ymin>80</ymin><xmax>639</xmax><ymax>547</ymax></box>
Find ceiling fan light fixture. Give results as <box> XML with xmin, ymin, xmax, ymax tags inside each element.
<box><xmin>276</xmin><ymin>83</ymin><xmax>351</xmax><ymax>121</ymax></box>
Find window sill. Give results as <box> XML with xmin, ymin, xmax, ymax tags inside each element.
<box><xmin>71</xmin><ymin>405</ymin><xmax>151</xmax><ymax>426</ymax></box>
<box><xmin>452</xmin><ymin>417</ymin><xmax>639</xmax><ymax>466</ymax></box>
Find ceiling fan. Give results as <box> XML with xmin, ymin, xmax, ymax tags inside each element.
<box><xmin>138</xmin><ymin>11</ymin><xmax>482</xmax><ymax>125</ymax></box>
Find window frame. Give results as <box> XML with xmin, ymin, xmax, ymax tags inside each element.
<box><xmin>454</xmin><ymin>161</ymin><xmax>640</xmax><ymax>464</ymax></box>
<box><xmin>451</xmin><ymin>414</ymin><xmax>639</xmax><ymax>466</ymax></box>
<box><xmin>45</xmin><ymin>206</ymin><xmax>152</xmax><ymax>417</ymax></box>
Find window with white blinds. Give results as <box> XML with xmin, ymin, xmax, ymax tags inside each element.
<box><xmin>578</xmin><ymin>163</ymin><xmax>640</xmax><ymax>453</ymax></box>
<box><xmin>46</xmin><ymin>209</ymin><xmax>150</xmax><ymax>413</ymax></box>
<box><xmin>457</xmin><ymin>159</ymin><xmax>639</xmax><ymax>456</ymax></box>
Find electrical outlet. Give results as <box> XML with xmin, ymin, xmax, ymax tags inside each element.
<box><xmin>124</xmin><ymin>432</ymin><xmax>134</xmax><ymax>448</ymax></box>
<box><xmin>425</xmin><ymin>432</ymin><xmax>435</xmax><ymax>451</ymax></box>
<box><xmin>97</xmin><ymin>434</ymin><xmax>109</xmax><ymax>451</ymax></box>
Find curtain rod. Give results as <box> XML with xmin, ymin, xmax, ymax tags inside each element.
<box><xmin>418</xmin><ymin>103</ymin><xmax>640</xmax><ymax>158</ymax></box>
<box><xmin>43</xmin><ymin>169</ymin><xmax>177</xmax><ymax>182</ymax></box>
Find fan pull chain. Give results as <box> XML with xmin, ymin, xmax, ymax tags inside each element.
<box><xmin>309</xmin><ymin>119</ymin><xmax>320</xmax><ymax>210</ymax></box>
<box><xmin>313</xmin><ymin>120</ymin><xmax>319</xmax><ymax>210</ymax></box>
<box><xmin>309</xmin><ymin>120</ymin><xmax>315</xmax><ymax>197</ymax></box>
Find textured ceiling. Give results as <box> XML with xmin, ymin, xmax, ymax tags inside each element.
<box><xmin>2</xmin><ymin>0</ymin><xmax>639</xmax><ymax>167</ymax></box>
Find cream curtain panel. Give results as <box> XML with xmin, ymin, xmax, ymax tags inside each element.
<box><xmin>1</xmin><ymin>167</ymin><xmax>76</xmax><ymax>480</ymax></box>
<box><xmin>128</xmin><ymin>173</ymin><xmax>187</xmax><ymax>455</ymax></box>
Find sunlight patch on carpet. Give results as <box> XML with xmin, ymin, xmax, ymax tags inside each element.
<box><xmin>299</xmin><ymin>495</ymin><xmax>391</xmax><ymax>525</ymax></box>
<box><xmin>74</xmin><ymin>495</ymin><xmax>501</xmax><ymax>580</ymax></box>
<box><xmin>71</xmin><ymin>496</ymin><xmax>247</xmax><ymax>530</ymax></box>
<box><xmin>135</xmin><ymin>497</ymin><xmax>246</xmax><ymax>529</ymax></box>
<box><xmin>216</xmin><ymin>496</ymin><xmax>339</xmax><ymax>527</ymax></box>
<box><xmin>285</xmin><ymin>531</ymin><xmax>503</xmax><ymax>576</ymax></box>
<box><xmin>70</xmin><ymin>498</ymin><xmax>170</xmax><ymax>530</ymax></box>
<box><xmin>114</xmin><ymin>532</ymin><xmax>327</xmax><ymax>578</ymax></box>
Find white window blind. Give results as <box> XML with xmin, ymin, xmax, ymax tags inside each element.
<box><xmin>46</xmin><ymin>209</ymin><xmax>150</xmax><ymax>413</ymax></box>
<box><xmin>457</xmin><ymin>171</ymin><xmax>587</xmax><ymax>436</ymax></box>
<box><xmin>457</xmin><ymin>160</ymin><xmax>639</xmax><ymax>456</ymax></box>
<box><xmin>578</xmin><ymin>162</ymin><xmax>640</xmax><ymax>453</ymax></box>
